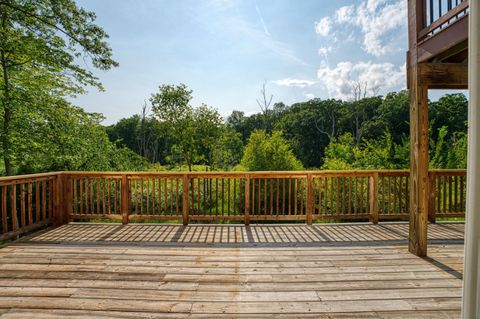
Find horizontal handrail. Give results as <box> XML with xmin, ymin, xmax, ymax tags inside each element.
<box><xmin>0</xmin><ymin>170</ymin><xmax>467</xmax><ymax>240</ymax></box>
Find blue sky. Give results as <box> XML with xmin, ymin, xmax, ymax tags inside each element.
<box><xmin>74</xmin><ymin>0</ymin><xmax>462</xmax><ymax>124</ymax></box>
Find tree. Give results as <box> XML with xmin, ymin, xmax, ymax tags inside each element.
<box><xmin>150</xmin><ymin>84</ymin><xmax>224</xmax><ymax>171</ymax></box>
<box><xmin>256</xmin><ymin>81</ymin><xmax>273</xmax><ymax>130</ymax></box>
<box><xmin>212</xmin><ymin>128</ymin><xmax>243</xmax><ymax>170</ymax></box>
<box><xmin>14</xmin><ymin>99</ymin><xmax>147</xmax><ymax>173</ymax></box>
<box><xmin>195</xmin><ymin>104</ymin><xmax>223</xmax><ymax>169</ymax></box>
<box><xmin>150</xmin><ymin>84</ymin><xmax>197</xmax><ymax>170</ymax></box>
<box><xmin>0</xmin><ymin>0</ymin><xmax>118</xmax><ymax>175</ymax></box>
<box><xmin>240</xmin><ymin>130</ymin><xmax>303</xmax><ymax>171</ymax></box>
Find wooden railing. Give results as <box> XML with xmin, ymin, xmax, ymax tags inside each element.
<box><xmin>0</xmin><ymin>173</ymin><xmax>60</xmax><ymax>241</ymax></box>
<box><xmin>418</xmin><ymin>0</ymin><xmax>469</xmax><ymax>41</ymax></box>
<box><xmin>0</xmin><ymin>170</ymin><xmax>467</xmax><ymax>241</ymax></box>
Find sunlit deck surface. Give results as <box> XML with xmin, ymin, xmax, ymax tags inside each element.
<box><xmin>0</xmin><ymin>222</ymin><xmax>465</xmax><ymax>318</ymax></box>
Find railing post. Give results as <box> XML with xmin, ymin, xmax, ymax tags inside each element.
<box><xmin>54</xmin><ymin>173</ymin><xmax>64</xmax><ymax>226</ymax></box>
<box><xmin>63</xmin><ymin>174</ymin><xmax>72</xmax><ymax>225</ymax></box>
<box><xmin>182</xmin><ymin>174</ymin><xmax>189</xmax><ymax>225</ymax></box>
<box><xmin>244</xmin><ymin>174</ymin><xmax>250</xmax><ymax>226</ymax></box>
<box><xmin>121</xmin><ymin>174</ymin><xmax>129</xmax><ymax>225</ymax></box>
<box><xmin>369</xmin><ymin>172</ymin><xmax>379</xmax><ymax>224</ymax></box>
<box><xmin>306</xmin><ymin>173</ymin><xmax>314</xmax><ymax>225</ymax></box>
<box><xmin>428</xmin><ymin>171</ymin><xmax>436</xmax><ymax>223</ymax></box>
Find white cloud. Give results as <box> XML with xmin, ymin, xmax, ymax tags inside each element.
<box><xmin>272</xmin><ymin>78</ymin><xmax>316</xmax><ymax>88</ymax></box>
<box><xmin>317</xmin><ymin>61</ymin><xmax>405</xmax><ymax>100</ymax></box>
<box><xmin>315</xmin><ymin>17</ymin><xmax>331</xmax><ymax>37</ymax></box>
<box><xmin>354</xmin><ymin>0</ymin><xmax>406</xmax><ymax>56</ymax></box>
<box><xmin>319</xmin><ymin>0</ymin><xmax>406</xmax><ymax>56</ymax></box>
<box><xmin>318</xmin><ymin>46</ymin><xmax>333</xmax><ymax>55</ymax></box>
<box><xmin>335</xmin><ymin>5</ymin><xmax>354</xmax><ymax>23</ymax></box>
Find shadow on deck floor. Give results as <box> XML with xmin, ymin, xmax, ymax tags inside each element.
<box><xmin>26</xmin><ymin>222</ymin><xmax>465</xmax><ymax>247</ymax></box>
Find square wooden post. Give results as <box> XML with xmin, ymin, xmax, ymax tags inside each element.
<box><xmin>369</xmin><ymin>172</ymin><xmax>379</xmax><ymax>224</ymax></box>
<box><xmin>306</xmin><ymin>173</ymin><xmax>314</xmax><ymax>225</ymax></box>
<box><xmin>407</xmin><ymin>0</ymin><xmax>429</xmax><ymax>257</ymax></box>
<box><xmin>244</xmin><ymin>174</ymin><xmax>250</xmax><ymax>226</ymax></box>
<box><xmin>428</xmin><ymin>172</ymin><xmax>436</xmax><ymax>223</ymax></box>
<box><xmin>408</xmin><ymin>67</ymin><xmax>429</xmax><ymax>257</ymax></box>
<box><xmin>182</xmin><ymin>174</ymin><xmax>189</xmax><ymax>226</ymax></box>
<box><xmin>121</xmin><ymin>174</ymin><xmax>129</xmax><ymax>225</ymax></box>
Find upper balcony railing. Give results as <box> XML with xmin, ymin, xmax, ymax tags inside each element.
<box><xmin>418</xmin><ymin>0</ymin><xmax>469</xmax><ymax>41</ymax></box>
<box><xmin>0</xmin><ymin>170</ymin><xmax>467</xmax><ymax>241</ymax></box>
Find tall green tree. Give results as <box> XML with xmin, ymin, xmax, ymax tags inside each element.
<box><xmin>0</xmin><ymin>0</ymin><xmax>118</xmax><ymax>175</ymax></box>
<box><xmin>240</xmin><ymin>130</ymin><xmax>303</xmax><ymax>171</ymax></box>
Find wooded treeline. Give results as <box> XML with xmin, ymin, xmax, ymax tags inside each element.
<box><xmin>0</xmin><ymin>1</ymin><xmax>468</xmax><ymax>176</ymax></box>
<box><xmin>107</xmin><ymin>87</ymin><xmax>468</xmax><ymax>172</ymax></box>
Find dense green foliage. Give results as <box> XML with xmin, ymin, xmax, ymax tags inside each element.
<box><xmin>0</xmin><ymin>0</ymin><xmax>149</xmax><ymax>175</ymax></box>
<box><xmin>107</xmin><ymin>89</ymin><xmax>467</xmax><ymax>171</ymax></box>
<box><xmin>239</xmin><ymin>130</ymin><xmax>303</xmax><ymax>171</ymax></box>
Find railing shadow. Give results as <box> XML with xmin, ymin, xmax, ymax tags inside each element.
<box><xmin>25</xmin><ymin>222</ymin><xmax>465</xmax><ymax>248</ymax></box>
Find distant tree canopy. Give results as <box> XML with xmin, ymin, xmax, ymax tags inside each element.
<box><xmin>105</xmin><ymin>88</ymin><xmax>468</xmax><ymax>172</ymax></box>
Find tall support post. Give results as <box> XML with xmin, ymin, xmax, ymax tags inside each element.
<box><xmin>407</xmin><ymin>0</ymin><xmax>429</xmax><ymax>257</ymax></box>
<box><xmin>462</xmin><ymin>0</ymin><xmax>479</xmax><ymax>316</ymax></box>
<box><xmin>408</xmin><ymin>68</ymin><xmax>429</xmax><ymax>257</ymax></box>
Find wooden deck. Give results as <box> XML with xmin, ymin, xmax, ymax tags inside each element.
<box><xmin>0</xmin><ymin>222</ymin><xmax>465</xmax><ymax>318</ymax></box>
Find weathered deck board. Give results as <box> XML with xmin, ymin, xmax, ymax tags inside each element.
<box><xmin>0</xmin><ymin>222</ymin><xmax>464</xmax><ymax>318</ymax></box>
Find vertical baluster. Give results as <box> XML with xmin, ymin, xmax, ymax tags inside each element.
<box><xmin>263</xmin><ymin>178</ymin><xmax>267</xmax><ymax>216</ymax></box>
<box><xmin>2</xmin><ymin>186</ymin><xmax>7</xmax><ymax>233</ymax></box>
<box><xmin>170</xmin><ymin>178</ymin><xmax>173</xmax><ymax>215</ymax></box>
<box><xmin>460</xmin><ymin>175</ymin><xmax>465</xmax><ymax>212</ymax></box>
<box><xmin>443</xmin><ymin>175</ymin><xmax>447</xmax><ymax>214</ymax></box>
<box><xmin>282</xmin><ymin>178</ymin><xmax>286</xmax><ymax>214</ymax></box>
<box><xmin>222</xmin><ymin>178</ymin><xmax>225</xmax><ymax>216</ymax></box>
<box><xmin>293</xmin><ymin>178</ymin><xmax>297</xmax><ymax>216</ymax></box>
<box><xmin>11</xmin><ymin>185</ymin><xmax>17</xmax><ymax>231</ymax></box>
<box><xmin>270</xmin><ymin>178</ymin><xmax>273</xmax><ymax>216</ymax></box>
<box><xmin>330</xmin><ymin>177</ymin><xmax>335</xmax><ymax>215</ymax></box>
<box><xmin>112</xmin><ymin>179</ymin><xmax>117</xmax><ymax>214</ymax></box>
<box><xmin>42</xmin><ymin>181</ymin><xmax>47</xmax><ymax>221</ymax></box>
<box><xmin>233</xmin><ymin>178</ymin><xmax>237</xmax><ymax>215</ymax></box>
<box><xmin>318</xmin><ymin>177</ymin><xmax>322</xmax><ymax>215</ymax></box>
<box><xmin>176</xmin><ymin>178</ymin><xmax>180</xmax><ymax>216</ymax></box>
<box><xmin>252</xmin><ymin>178</ymin><xmax>255</xmax><ymax>216</ymax></box>
<box><xmin>276</xmin><ymin>178</ymin><xmax>279</xmax><ymax>215</ymax></box>
<box><xmin>258</xmin><ymin>179</ymin><xmax>261</xmax><ymax>215</ymax></box>
<box><xmin>449</xmin><ymin>175</ymin><xmax>453</xmax><ymax>214</ymax></box>
<box><xmin>454</xmin><ymin>175</ymin><xmax>458</xmax><ymax>212</ymax></box>
<box><xmin>399</xmin><ymin>176</ymin><xmax>403</xmax><ymax>214</ymax></box>
<box><xmin>163</xmin><ymin>177</ymin><xmax>168</xmax><ymax>217</ymax></box>
<box><xmin>27</xmin><ymin>183</ymin><xmax>32</xmax><ymax>225</ymax></box>
<box><xmin>300</xmin><ymin>178</ymin><xmax>305</xmax><ymax>215</ymax></box>
<box><xmin>360</xmin><ymin>177</ymin><xmax>365</xmax><ymax>215</ymax></box>
<box><xmin>195</xmin><ymin>178</ymin><xmax>199</xmax><ymax>215</ymax></box>
<box><xmin>20</xmin><ymin>183</ymin><xmax>26</xmax><ymax>228</ymax></box>
<box><xmin>89</xmin><ymin>178</ymin><xmax>94</xmax><ymax>215</ymax></box>
<box><xmin>227</xmin><ymin>178</ymin><xmax>231</xmax><ymax>216</ymax></box>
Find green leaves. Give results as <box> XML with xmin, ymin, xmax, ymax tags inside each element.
<box><xmin>240</xmin><ymin>130</ymin><xmax>303</xmax><ymax>171</ymax></box>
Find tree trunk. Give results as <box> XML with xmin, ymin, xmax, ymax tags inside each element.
<box><xmin>1</xmin><ymin>49</ymin><xmax>12</xmax><ymax>176</ymax></box>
